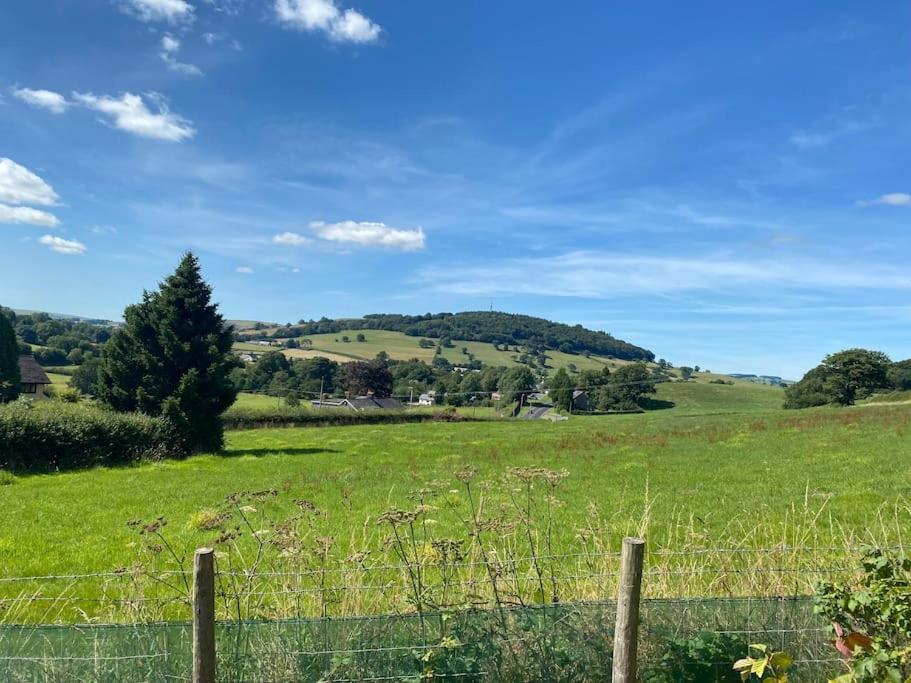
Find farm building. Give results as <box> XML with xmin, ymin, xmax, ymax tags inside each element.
<box><xmin>310</xmin><ymin>396</ymin><xmax>404</xmax><ymax>411</ymax></box>
<box><xmin>571</xmin><ymin>390</ymin><xmax>591</xmax><ymax>412</ymax></box>
<box><xmin>18</xmin><ymin>355</ymin><xmax>52</xmax><ymax>399</ymax></box>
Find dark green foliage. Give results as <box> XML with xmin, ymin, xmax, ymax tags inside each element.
<box><xmin>0</xmin><ymin>402</ymin><xmax>184</xmax><ymax>471</ymax></box>
<box><xmin>0</xmin><ymin>312</ymin><xmax>19</xmax><ymax>402</ymax></box>
<box><xmin>593</xmin><ymin>363</ymin><xmax>656</xmax><ymax>411</ymax></box>
<box><xmin>497</xmin><ymin>366</ymin><xmax>536</xmax><ymax>404</ymax></box>
<box><xmin>271</xmin><ymin>311</ymin><xmax>654</xmax><ymax>361</ymax></box>
<box><xmin>222</xmin><ymin>407</ymin><xmax>475</xmax><ymax>430</ymax></box>
<box><xmin>642</xmin><ymin>631</ymin><xmax>746</xmax><ymax>683</ymax></box>
<box><xmin>33</xmin><ymin>347</ymin><xmax>68</xmax><ymax>366</ymax></box>
<box><xmin>888</xmin><ymin>360</ymin><xmax>911</xmax><ymax>391</ymax></box>
<box><xmin>97</xmin><ymin>253</ymin><xmax>238</xmax><ymax>452</ymax></box>
<box><xmin>70</xmin><ymin>357</ymin><xmax>102</xmax><ymax>395</ymax></box>
<box><xmin>548</xmin><ymin>367</ymin><xmax>574</xmax><ymax>411</ymax></box>
<box><xmin>785</xmin><ymin>349</ymin><xmax>893</xmax><ymax>409</ymax></box>
<box><xmin>678</xmin><ymin>366</ymin><xmax>694</xmax><ymax>381</ymax></box>
<box><xmin>344</xmin><ymin>358</ymin><xmax>393</xmax><ymax>397</ymax></box>
<box><xmin>821</xmin><ymin>348</ymin><xmax>891</xmax><ymax>405</ymax></box>
<box><xmin>814</xmin><ymin>547</ymin><xmax>911</xmax><ymax>682</ymax></box>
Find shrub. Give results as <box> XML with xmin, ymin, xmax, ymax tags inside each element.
<box><xmin>0</xmin><ymin>402</ymin><xmax>186</xmax><ymax>471</ymax></box>
<box><xmin>642</xmin><ymin>631</ymin><xmax>746</xmax><ymax>682</ymax></box>
<box><xmin>814</xmin><ymin>547</ymin><xmax>911</xmax><ymax>682</ymax></box>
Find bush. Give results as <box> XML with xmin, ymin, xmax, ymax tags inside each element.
<box><xmin>0</xmin><ymin>402</ymin><xmax>186</xmax><ymax>471</ymax></box>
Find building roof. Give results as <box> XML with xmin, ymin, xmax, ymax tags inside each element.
<box><xmin>18</xmin><ymin>355</ymin><xmax>51</xmax><ymax>385</ymax></box>
<box><xmin>349</xmin><ymin>397</ymin><xmax>404</xmax><ymax>410</ymax></box>
<box><xmin>572</xmin><ymin>390</ymin><xmax>587</xmax><ymax>399</ymax></box>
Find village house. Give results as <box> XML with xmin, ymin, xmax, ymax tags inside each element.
<box><xmin>18</xmin><ymin>355</ymin><xmax>52</xmax><ymax>399</ymax></box>
<box><xmin>571</xmin><ymin>390</ymin><xmax>591</xmax><ymax>412</ymax></box>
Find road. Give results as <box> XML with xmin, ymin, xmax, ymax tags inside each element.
<box><xmin>524</xmin><ymin>406</ymin><xmax>551</xmax><ymax>420</ymax></box>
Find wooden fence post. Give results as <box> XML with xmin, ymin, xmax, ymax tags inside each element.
<box><xmin>193</xmin><ymin>547</ymin><xmax>216</xmax><ymax>683</ymax></box>
<box><xmin>612</xmin><ymin>536</ymin><xmax>645</xmax><ymax>683</ymax></box>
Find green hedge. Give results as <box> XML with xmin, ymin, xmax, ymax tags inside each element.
<box><xmin>222</xmin><ymin>407</ymin><xmax>475</xmax><ymax>430</ymax></box>
<box><xmin>0</xmin><ymin>402</ymin><xmax>186</xmax><ymax>471</ymax></box>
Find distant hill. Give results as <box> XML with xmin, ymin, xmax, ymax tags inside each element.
<box><xmin>244</xmin><ymin>311</ymin><xmax>654</xmax><ymax>362</ymax></box>
<box><xmin>728</xmin><ymin>374</ymin><xmax>793</xmax><ymax>387</ymax></box>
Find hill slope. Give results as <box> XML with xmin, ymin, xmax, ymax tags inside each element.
<box><xmin>243</xmin><ymin>311</ymin><xmax>654</xmax><ymax>362</ymax></box>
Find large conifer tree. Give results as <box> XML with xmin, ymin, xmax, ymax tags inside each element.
<box><xmin>97</xmin><ymin>253</ymin><xmax>238</xmax><ymax>451</ymax></box>
<box><xmin>0</xmin><ymin>312</ymin><xmax>20</xmax><ymax>403</ymax></box>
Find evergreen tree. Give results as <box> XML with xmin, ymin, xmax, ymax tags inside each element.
<box><xmin>0</xmin><ymin>311</ymin><xmax>20</xmax><ymax>402</ymax></box>
<box><xmin>97</xmin><ymin>253</ymin><xmax>239</xmax><ymax>451</ymax></box>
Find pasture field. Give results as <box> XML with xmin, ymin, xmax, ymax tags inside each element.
<box><xmin>236</xmin><ymin>328</ymin><xmax>629</xmax><ymax>373</ymax></box>
<box><xmin>2</xmin><ymin>381</ymin><xmax>909</xmax><ymax>623</ymax></box>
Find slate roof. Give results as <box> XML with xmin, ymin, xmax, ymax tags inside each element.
<box><xmin>348</xmin><ymin>397</ymin><xmax>404</xmax><ymax>410</ymax></box>
<box><xmin>18</xmin><ymin>356</ymin><xmax>51</xmax><ymax>385</ymax></box>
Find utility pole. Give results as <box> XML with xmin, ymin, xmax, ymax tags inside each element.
<box><xmin>317</xmin><ymin>377</ymin><xmax>323</xmax><ymax>409</ymax></box>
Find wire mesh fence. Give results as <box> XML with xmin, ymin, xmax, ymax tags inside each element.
<box><xmin>0</xmin><ymin>598</ymin><xmax>846</xmax><ymax>682</ymax></box>
<box><xmin>0</xmin><ymin>545</ymin><xmax>871</xmax><ymax>682</ymax></box>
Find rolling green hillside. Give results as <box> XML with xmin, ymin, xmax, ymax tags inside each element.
<box><xmin>236</xmin><ymin>328</ymin><xmax>640</xmax><ymax>373</ymax></box>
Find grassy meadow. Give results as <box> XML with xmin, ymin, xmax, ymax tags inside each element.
<box><xmin>2</xmin><ymin>381</ymin><xmax>910</xmax><ymax>622</ymax></box>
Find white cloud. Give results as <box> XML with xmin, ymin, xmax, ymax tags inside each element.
<box><xmin>418</xmin><ymin>251</ymin><xmax>911</xmax><ymax>299</ymax></box>
<box><xmin>236</xmin><ymin>266</ymin><xmax>254</xmax><ymax>273</ymax></box>
<box><xmin>72</xmin><ymin>92</ymin><xmax>195</xmax><ymax>141</ymax></box>
<box><xmin>91</xmin><ymin>224</ymin><xmax>118</xmax><ymax>235</ymax></box>
<box><xmin>0</xmin><ymin>204</ymin><xmax>61</xmax><ymax>227</ymax></box>
<box><xmin>123</xmin><ymin>0</ymin><xmax>194</xmax><ymax>23</ymax></box>
<box><xmin>0</xmin><ymin>158</ymin><xmax>59</xmax><ymax>206</ymax></box>
<box><xmin>160</xmin><ymin>35</ymin><xmax>203</xmax><ymax>76</ymax></box>
<box><xmin>39</xmin><ymin>235</ymin><xmax>86</xmax><ymax>255</ymax></box>
<box><xmin>309</xmin><ymin>220</ymin><xmax>425</xmax><ymax>250</ymax></box>
<box><xmin>273</xmin><ymin>231</ymin><xmax>312</xmax><ymax>246</ymax></box>
<box><xmin>857</xmin><ymin>192</ymin><xmax>911</xmax><ymax>207</ymax></box>
<box><xmin>12</xmin><ymin>87</ymin><xmax>68</xmax><ymax>114</ymax></box>
<box><xmin>274</xmin><ymin>0</ymin><xmax>381</xmax><ymax>44</ymax></box>
<box><xmin>330</xmin><ymin>8</ymin><xmax>381</xmax><ymax>43</ymax></box>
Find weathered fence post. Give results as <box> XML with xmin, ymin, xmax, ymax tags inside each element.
<box><xmin>612</xmin><ymin>536</ymin><xmax>645</xmax><ymax>683</ymax></box>
<box><xmin>193</xmin><ymin>547</ymin><xmax>216</xmax><ymax>683</ymax></box>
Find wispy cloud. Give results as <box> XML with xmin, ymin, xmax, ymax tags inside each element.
<box><xmin>39</xmin><ymin>235</ymin><xmax>86</xmax><ymax>254</ymax></box>
<box><xmin>12</xmin><ymin>87</ymin><xmax>68</xmax><ymax>114</ymax></box>
<box><xmin>856</xmin><ymin>192</ymin><xmax>911</xmax><ymax>208</ymax></box>
<box><xmin>273</xmin><ymin>231</ymin><xmax>312</xmax><ymax>246</ymax></box>
<box><xmin>418</xmin><ymin>251</ymin><xmax>911</xmax><ymax>299</ymax></box>
<box><xmin>274</xmin><ymin>0</ymin><xmax>381</xmax><ymax>44</ymax></box>
<box><xmin>160</xmin><ymin>35</ymin><xmax>203</xmax><ymax>76</ymax></box>
<box><xmin>72</xmin><ymin>92</ymin><xmax>195</xmax><ymax>141</ymax></box>
<box><xmin>0</xmin><ymin>204</ymin><xmax>61</xmax><ymax>227</ymax></box>
<box><xmin>235</xmin><ymin>265</ymin><xmax>254</xmax><ymax>273</ymax></box>
<box><xmin>310</xmin><ymin>220</ymin><xmax>425</xmax><ymax>250</ymax></box>
<box><xmin>122</xmin><ymin>0</ymin><xmax>195</xmax><ymax>24</ymax></box>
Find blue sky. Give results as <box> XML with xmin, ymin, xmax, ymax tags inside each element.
<box><xmin>1</xmin><ymin>0</ymin><xmax>909</xmax><ymax>378</ymax></box>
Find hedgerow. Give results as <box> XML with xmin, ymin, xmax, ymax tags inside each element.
<box><xmin>222</xmin><ymin>406</ymin><xmax>473</xmax><ymax>430</ymax></box>
<box><xmin>0</xmin><ymin>401</ymin><xmax>186</xmax><ymax>471</ymax></box>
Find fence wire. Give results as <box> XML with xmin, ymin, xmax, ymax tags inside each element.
<box><xmin>0</xmin><ymin>597</ymin><xmax>847</xmax><ymax>682</ymax></box>
<box><xmin>0</xmin><ymin>546</ymin><xmax>876</xmax><ymax>681</ymax></box>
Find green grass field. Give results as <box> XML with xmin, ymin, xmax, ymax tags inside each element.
<box><xmin>2</xmin><ymin>380</ymin><xmax>909</xmax><ymax>623</ymax></box>
<box><xmin>237</xmin><ymin>328</ymin><xmax>632</xmax><ymax>373</ymax></box>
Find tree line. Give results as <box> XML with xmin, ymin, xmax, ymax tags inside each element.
<box><xmin>784</xmin><ymin>348</ymin><xmax>911</xmax><ymax>409</ymax></box>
